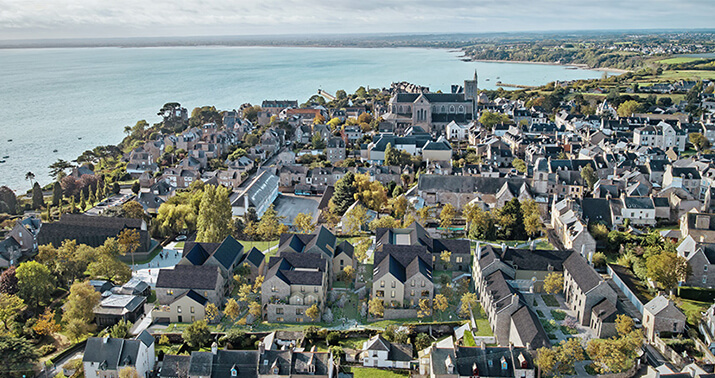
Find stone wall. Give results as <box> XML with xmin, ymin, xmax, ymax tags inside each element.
<box><xmin>384</xmin><ymin>308</ymin><xmax>418</xmax><ymax>320</ymax></box>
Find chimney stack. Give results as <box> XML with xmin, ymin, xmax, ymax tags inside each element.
<box><xmin>476</xmin><ymin>242</ymin><xmax>482</xmax><ymax>260</ymax></box>
<box><xmin>212</xmin><ymin>342</ymin><xmax>218</xmax><ymax>355</ymax></box>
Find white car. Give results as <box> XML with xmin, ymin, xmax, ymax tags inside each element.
<box><xmin>176</xmin><ymin>235</ymin><xmax>187</xmax><ymax>241</ymax></box>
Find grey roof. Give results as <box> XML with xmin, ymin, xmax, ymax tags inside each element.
<box><xmin>244</xmin><ymin>247</ymin><xmax>265</xmax><ymax>267</ymax></box>
<box><xmin>510</xmin><ymin>305</ymin><xmax>551</xmax><ymax>349</ymax></box>
<box><xmin>266</xmin><ymin>252</ymin><xmax>326</xmax><ymax>286</ymax></box>
<box><xmin>581</xmin><ymin>198</ymin><xmax>613</xmax><ymax>228</ymax></box>
<box><xmin>335</xmin><ymin>240</ymin><xmax>354</xmax><ymax>259</ymax></box>
<box><xmin>83</xmin><ymin>337</ymin><xmax>147</xmax><ymax>371</ymax></box>
<box><xmin>484</xmin><ymin>270</ymin><xmax>517</xmax><ymax>312</ymax></box>
<box><xmin>644</xmin><ymin>295</ymin><xmax>683</xmax><ymax>317</ymax></box>
<box><xmin>592</xmin><ymin>298</ymin><xmax>617</xmax><ymax>322</ymax></box>
<box><xmin>137</xmin><ymin>330</ymin><xmax>154</xmax><ymax>348</ymax></box>
<box><xmin>418</xmin><ymin>175</ymin><xmax>527</xmax><ymax>195</ymax></box>
<box><xmin>499</xmin><ymin>248</ymin><xmax>573</xmax><ymax>272</ymax></box>
<box><xmin>623</xmin><ymin>196</ymin><xmax>654</xmax><ymax>209</ymax></box>
<box><xmin>454</xmin><ymin>346</ymin><xmax>535</xmax><ymax>376</ymax></box>
<box><xmin>258</xmin><ymin>350</ymin><xmax>292</xmax><ymax>375</ymax></box>
<box><xmin>563</xmin><ymin>253</ymin><xmax>602</xmax><ymax>293</ymax></box>
<box><xmin>365</xmin><ymin>335</ymin><xmax>390</xmax><ymax>351</ymax></box>
<box><xmin>156</xmin><ymin>265</ymin><xmax>220</xmax><ymax>290</ymax></box>
<box><xmin>214</xmin><ymin>350</ymin><xmax>259</xmax><ymax>378</ymax></box>
<box><xmin>189</xmin><ymin>352</ymin><xmax>214</xmax><ymax>377</ymax></box>
<box><xmin>160</xmin><ymin>355</ymin><xmax>191</xmax><ymax>377</ymax></box>
<box><xmin>291</xmin><ymin>352</ymin><xmax>331</xmax><ymax>376</ymax></box>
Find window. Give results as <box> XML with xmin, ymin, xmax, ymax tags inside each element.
<box><xmin>391</xmin><ymin>281</ymin><xmax>396</xmax><ymax>288</ymax></box>
<box><xmin>706</xmin><ymin>265</ymin><xmax>709</xmax><ymax>272</ymax></box>
<box><xmin>271</xmin><ymin>285</ymin><xmax>277</xmax><ymax>292</ymax></box>
<box><xmin>456</xmin><ymin>257</ymin><xmax>463</xmax><ymax>263</ymax></box>
<box><xmin>296</xmin><ymin>308</ymin><xmax>303</xmax><ymax>315</ymax></box>
<box><xmin>297</xmin><ymin>317</ymin><xmax>303</xmax><ymax>322</ymax></box>
<box><xmin>190</xmin><ymin>306</ymin><xmax>195</xmax><ymax>313</ymax></box>
<box><xmin>421</xmin><ymin>280</ymin><xmax>426</xmax><ymax>287</ymax></box>
<box><xmin>277</xmin><ymin>317</ymin><xmax>284</xmax><ymax>322</ymax></box>
<box><xmin>177</xmin><ymin>306</ymin><xmax>182</xmax><ymax>313</ymax></box>
<box><xmin>391</xmin><ymin>290</ymin><xmax>395</xmax><ymax>298</ymax></box>
<box><xmin>411</xmin><ymin>280</ymin><xmax>415</xmax><ymax>287</ymax></box>
<box><xmin>411</xmin><ymin>290</ymin><xmax>415</xmax><ymax>296</ymax></box>
<box><xmin>167</xmin><ymin>290</ymin><xmax>174</xmax><ymax>295</ymax></box>
<box><xmin>301</xmin><ymin>287</ymin><xmax>305</xmax><ymax>292</ymax></box>
<box><xmin>380</xmin><ymin>280</ymin><xmax>385</xmax><ymax>288</ymax></box>
<box><xmin>191</xmin><ymin>316</ymin><xmax>195</xmax><ymax>322</ymax></box>
<box><xmin>276</xmin><ymin>308</ymin><xmax>284</xmax><ymax>314</ymax></box>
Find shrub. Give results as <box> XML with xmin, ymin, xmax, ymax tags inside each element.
<box><xmin>38</xmin><ymin>344</ymin><xmax>56</xmax><ymax>356</ymax></box>
<box><xmin>326</xmin><ymin>332</ymin><xmax>341</xmax><ymax>346</ymax></box>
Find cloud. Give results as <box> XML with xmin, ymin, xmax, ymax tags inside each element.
<box><xmin>0</xmin><ymin>0</ymin><xmax>712</xmax><ymax>39</ymax></box>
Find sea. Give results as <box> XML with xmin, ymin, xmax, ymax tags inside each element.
<box><xmin>0</xmin><ymin>46</ymin><xmax>615</xmax><ymax>193</ymax></box>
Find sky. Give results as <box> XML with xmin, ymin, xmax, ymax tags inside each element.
<box><xmin>1</xmin><ymin>0</ymin><xmax>714</xmax><ymax>40</ymax></box>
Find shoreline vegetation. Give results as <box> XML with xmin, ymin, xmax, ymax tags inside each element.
<box><xmin>466</xmin><ymin>58</ymin><xmax>631</xmax><ymax>74</ymax></box>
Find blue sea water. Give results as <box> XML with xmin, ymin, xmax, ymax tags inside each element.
<box><xmin>0</xmin><ymin>46</ymin><xmax>612</xmax><ymax>192</ymax></box>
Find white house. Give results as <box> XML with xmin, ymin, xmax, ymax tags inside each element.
<box><xmin>361</xmin><ymin>334</ymin><xmax>412</xmax><ymax>369</ymax></box>
<box><xmin>83</xmin><ymin>331</ymin><xmax>155</xmax><ymax>378</ymax></box>
<box><xmin>445</xmin><ymin>121</ymin><xmax>469</xmax><ymax>141</ymax></box>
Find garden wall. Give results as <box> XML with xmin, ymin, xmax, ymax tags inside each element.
<box><xmin>384</xmin><ymin>308</ymin><xmax>418</xmax><ymax>320</ymax></box>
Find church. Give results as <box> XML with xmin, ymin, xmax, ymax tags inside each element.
<box><xmin>384</xmin><ymin>72</ymin><xmax>478</xmax><ymax>133</ymax></box>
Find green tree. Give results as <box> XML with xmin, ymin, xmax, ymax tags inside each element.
<box><xmin>543</xmin><ymin>272</ymin><xmax>564</xmax><ymax>294</ymax></box>
<box><xmin>479</xmin><ymin>111</ymin><xmax>511</xmax><ymax>130</ymax></box>
<box><xmin>368</xmin><ymin>298</ymin><xmax>384</xmax><ymax>318</ymax></box>
<box><xmin>256</xmin><ymin>204</ymin><xmax>287</xmax><ymax>241</ymax></box>
<box><xmin>511</xmin><ymin>158</ymin><xmax>527</xmax><ymax>173</ymax></box>
<box><xmin>183</xmin><ymin>320</ymin><xmax>212</xmax><ymax>348</ymax></box>
<box><xmin>118</xmin><ymin>228</ymin><xmax>141</xmax><ymax>269</ymax></box>
<box><xmin>330</xmin><ymin>172</ymin><xmax>356</xmax><ymax>215</ymax></box>
<box><xmin>415</xmin><ymin>333</ymin><xmax>431</xmax><ymax>351</ymax></box>
<box><xmin>293</xmin><ymin>212</ymin><xmax>315</xmax><ymax>234</ymax></box>
<box><xmin>344</xmin><ymin>204</ymin><xmax>368</xmax><ymax>234</ymax></box>
<box><xmin>385</xmin><ymin>143</ymin><xmax>400</xmax><ymax>166</ymax></box>
<box><xmin>646</xmin><ymin>252</ymin><xmax>691</xmax><ymax>293</ymax></box>
<box><xmin>109</xmin><ymin>320</ymin><xmax>133</xmax><ymax>339</ymax></box>
<box><xmin>499</xmin><ymin>198</ymin><xmax>526</xmax><ymax>240</ymax></box>
<box><xmin>52</xmin><ymin>181</ymin><xmax>63</xmax><ymax>206</ymax></box>
<box><xmin>311</xmin><ymin>133</ymin><xmax>326</xmax><ymax>149</ymax></box>
<box><xmin>122</xmin><ymin>200</ymin><xmax>145</xmax><ymax>219</ymax></box>
<box><xmin>0</xmin><ymin>336</ymin><xmax>38</xmax><ymax>377</ymax></box>
<box><xmin>62</xmin><ymin>281</ymin><xmax>100</xmax><ymax>340</ymax></box>
<box><xmin>617</xmin><ymin>100</ymin><xmax>642</xmax><ymax>117</ymax></box>
<box><xmin>690</xmin><ymin>132</ymin><xmax>711</xmax><ymax>151</ymax></box>
<box><xmin>16</xmin><ymin>261</ymin><xmax>54</xmax><ymax>309</ymax></box>
<box><xmin>0</xmin><ymin>294</ymin><xmax>24</xmax><ymax>331</ymax></box>
<box><xmin>0</xmin><ymin>186</ymin><xmax>18</xmax><ymax>215</ymax></box>
<box><xmin>196</xmin><ymin>185</ymin><xmax>232</xmax><ymax>243</ymax></box>
<box><xmin>131</xmin><ymin>181</ymin><xmax>140</xmax><ymax>194</ymax></box>
<box><xmin>580</xmin><ymin>163</ymin><xmax>598</xmax><ymax>191</ymax></box>
<box><xmin>31</xmin><ymin>182</ymin><xmax>43</xmax><ymax>210</ymax></box>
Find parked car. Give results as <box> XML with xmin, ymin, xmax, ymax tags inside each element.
<box><xmin>176</xmin><ymin>235</ymin><xmax>187</xmax><ymax>241</ymax></box>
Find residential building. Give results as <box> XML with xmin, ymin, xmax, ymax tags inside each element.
<box><xmin>372</xmin><ymin>244</ymin><xmax>433</xmax><ymax>308</ymax></box>
<box><xmin>361</xmin><ymin>334</ymin><xmax>413</xmax><ymax>369</ymax></box>
<box><xmin>262</xmin><ymin>252</ymin><xmax>328</xmax><ymax>323</ymax></box>
<box><xmin>156</xmin><ymin>265</ymin><xmax>225</xmax><ymax>306</ymax></box>
<box><xmin>277</xmin><ymin>226</ymin><xmax>341</xmax><ymax>280</ymax></box>
<box><xmin>326</xmin><ymin>137</ymin><xmax>346</xmax><ymax>163</ymax></box>
<box><xmin>93</xmin><ymin>294</ymin><xmax>146</xmax><ymax>328</ymax></box>
<box><xmin>642</xmin><ymin>295</ymin><xmax>687</xmax><ymax>342</ymax></box>
<box><xmin>37</xmin><ymin>214</ymin><xmax>152</xmax><ymax>252</ymax></box>
<box><xmin>663</xmin><ymin>165</ymin><xmax>702</xmax><ymax>197</ymax></box>
<box><xmin>152</xmin><ymin>289</ymin><xmax>208</xmax><ymax>323</ymax></box>
<box><xmin>562</xmin><ymin>253</ymin><xmax>617</xmax><ymax>327</ymax></box>
<box><xmin>680</xmin><ymin>212</ymin><xmax>715</xmax><ymax>241</ymax></box>
<box><xmin>677</xmin><ymin>235</ymin><xmax>715</xmax><ymax>287</ymax></box>
<box><xmin>83</xmin><ymin>331</ymin><xmax>155</xmax><ymax>378</ymax></box>
<box><xmin>179</xmin><ymin>235</ymin><xmax>245</xmax><ymax>281</ymax></box>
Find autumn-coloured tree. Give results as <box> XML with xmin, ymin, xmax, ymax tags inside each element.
<box><xmin>117</xmin><ymin>228</ymin><xmax>140</xmax><ymax>269</ymax></box>
<box><xmin>418</xmin><ymin>299</ymin><xmax>432</xmax><ymax>318</ymax></box>
<box><xmin>205</xmin><ymin>303</ymin><xmax>220</xmax><ymax>323</ymax></box>
<box><xmin>306</xmin><ymin>304</ymin><xmax>320</xmax><ymax>321</ymax></box>
<box><xmin>34</xmin><ymin>308</ymin><xmax>60</xmax><ymax>336</ymax></box>
<box><xmin>434</xmin><ymin>294</ymin><xmax>449</xmax><ymax>315</ymax></box>
<box><xmin>224</xmin><ymin>299</ymin><xmax>240</xmax><ymax>321</ymax></box>
<box><xmin>368</xmin><ymin>298</ymin><xmax>384</xmax><ymax>318</ymax></box>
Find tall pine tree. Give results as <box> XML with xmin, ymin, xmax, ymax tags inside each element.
<box><xmin>31</xmin><ymin>182</ymin><xmax>43</xmax><ymax>210</ymax></box>
<box><xmin>330</xmin><ymin>171</ymin><xmax>356</xmax><ymax>215</ymax></box>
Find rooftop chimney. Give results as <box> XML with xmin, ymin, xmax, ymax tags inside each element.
<box><xmin>212</xmin><ymin>342</ymin><xmax>218</xmax><ymax>355</ymax></box>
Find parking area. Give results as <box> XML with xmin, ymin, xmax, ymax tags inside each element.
<box><xmin>272</xmin><ymin>193</ymin><xmax>320</xmax><ymax>225</ymax></box>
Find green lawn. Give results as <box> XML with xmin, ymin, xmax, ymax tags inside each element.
<box><xmin>657</xmin><ymin>70</ymin><xmax>715</xmax><ymax>81</ymax></box>
<box><xmin>677</xmin><ymin>298</ymin><xmax>710</xmax><ymax>326</ymax></box>
<box><xmin>463</xmin><ymin>331</ymin><xmax>477</xmax><ymax>346</ymax></box>
<box><xmin>541</xmin><ymin>294</ymin><xmax>560</xmax><ymax>307</ymax></box>
<box><xmin>656</xmin><ymin>57</ymin><xmax>706</xmax><ymax>64</ymax></box>
<box><xmin>340</xmin><ymin>337</ymin><xmax>368</xmax><ymax>350</ymax></box>
<box><xmin>351</xmin><ymin>368</ymin><xmax>410</xmax><ymax>378</ymax></box>
<box><xmin>240</xmin><ymin>240</ymin><xmax>279</xmax><ymax>254</ymax></box>
<box><xmin>174</xmin><ymin>241</ymin><xmax>185</xmax><ymax>249</ymax></box>
<box><xmin>551</xmin><ymin>309</ymin><xmax>566</xmax><ymax>321</ymax></box>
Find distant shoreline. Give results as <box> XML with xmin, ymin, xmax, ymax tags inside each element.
<box><xmin>468</xmin><ymin>58</ymin><xmax>630</xmax><ymax>74</ymax></box>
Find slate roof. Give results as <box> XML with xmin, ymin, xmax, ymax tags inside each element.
<box><xmin>243</xmin><ymin>247</ymin><xmax>265</xmax><ymax>267</ymax></box>
<box><xmin>266</xmin><ymin>252</ymin><xmax>327</xmax><ymax>286</ymax></box>
<box><xmin>335</xmin><ymin>240</ymin><xmax>354</xmax><ymax>259</ymax></box>
<box><xmin>160</xmin><ymin>355</ymin><xmax>191</xmax><ymax>377</ymax></box>
<box><xmin>291</xmin><ymin>351</ymin><xmax>331</xmax><ymax>375</ymax></box>
<box><xmin>498</xmin><ymin>248</ymin><xmax>573</xmax><ymax>272</ymax></box>
<box><xmin>581</xmin><ymin>198</ymin><xmax>613</xmax><ymax>228</ymax></box>
<box><xmin>189</xmin><ymin>352</ymin><xmax>215</xmax><ymax>377</ymax></box>
<box><xmin>563</xmin><ymin>252</ymin><xmax>602</xmax><ymax>293</ymax></box>
<box><xmin>592</xmin><ymin>298</ymin><xmax>618</xmax><ymax>322</ymax></box>
<box><xmin>83</xmin><ymin>335</ymin><xmax>151</xmax><ymax>371</ymax></box>
<box><xmin>510</xmin><ymin>305</ymin><xmax>551</xmax><ymax>349</ymax></box>
<box><xmin>454</xmin><ymin>346</ymin><xmax>535</xmax><ymax>376</ymax></box>
<box><xmin>156</xmin><ymin>265</ymin><xmax>220</xmax><ymax>290</ymax></box>
<box><xmin>484</xmin><ymin>270</ymin><xmax>517</xmax><ymax>312</ymax></box>
<box><xmin>258</xmin><ymin>350</ymin><xmax>292</xmax><ymax>375</ymax></box>
<box><xmin>644</xmin><ymin>295</ymin><xmax>682</xmax><ymax>317</ymax></box>
<box><xmin>37</xmin><ymin>214</ymin><xmax>151</xmax><ymax>252</ymax></box>
<box><xmin>418</xmin><ymin>175</ymin><xmax>527</xmax><ymax>195</ymax></box>
<box><xmin>623</xmin><ymin>196</ymin><xmax>654</xmax><ymax>209</ymax></box>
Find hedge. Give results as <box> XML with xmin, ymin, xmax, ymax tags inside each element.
<box><xmin>677</xmin><ymin>286</ymin><xmax>715</xmax><ymax>302</ymax></box>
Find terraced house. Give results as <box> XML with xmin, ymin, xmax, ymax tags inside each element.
<box><xmin>372</xmin><ymin>244</ymin><xmax>433</xmax><ymax>308</ymax></box>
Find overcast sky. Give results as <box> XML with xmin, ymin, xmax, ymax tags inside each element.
<box><xmin>1</xmin><ymin>0</ymin><xmax>713</xmax><ymax>40</ymax></box>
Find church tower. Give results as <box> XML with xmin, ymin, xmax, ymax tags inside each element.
<box><xmin>464</xmin><ymin>70</ymin><xmax>478</xmax><ymax>118</ymax></box>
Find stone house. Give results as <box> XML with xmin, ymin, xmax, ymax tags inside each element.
<box><xmin>239</xmin><ymin>247</ymin><xmax>267</xmax><ymax>284</ymax></box>
<box><xmin>333</xmin><ymin>241</ymin><xmax>355</xmax><ymax>277</ymax></box>
<box><xmin>677</xmin><ymin>235</ymin><xmax>715</xmax><ymax>287</ymax></box>
<box><xmin>156</xmin><ymin>265</ymin><xmax>225</xmax><ymax>306</ymax></box>
<box><xmin>590</xmin><ymin>299</ymin><xmax>618</xmax><ymax>338</ymax></box>
<box><xmin>372</xmin><ymin>244</ymin><xmax>433</xmax><ymax>308</ymax></box>
<box><xmin>551</xmin><ymin>198</ymin><xmax>597</xmax><ymax>256</ymax></box>
<box><xmin>417</xmin><ymin>175</ymin><xmax>529</xmax><ymax>211</ymax></box>
<box><xmin>178</xmin><ymin>235</ymin><xmax>245</xmax><ymax>282</ymax></box>
<box><xmin>261</xmin><ymin>252</ymin><xmax>328</xmax><ymax>323</ymax></box>
<box><xmin>563</xmin><ymin>253</ymin><xmax>617</xmax><ymax>327</ymax></box>
<box><xmin>277</xmin><ymin>226</ymin><xmax>340</xmax><ymax>280</ymax></box>
<box><xmin>643</xmin><ymin>295</ymin><xmax>687</xmax><ymax>342</ymax></box>
<box><xmin>680</xmin><ymin>212</ymin><xmax>715</xmax><ymax>241</ymax></box>
<box><xmin>326</xmin><ymin>137</ymin><xmax>346</xmax><ymax>163</ymax></box>
<box><xmin>152</xmin><ymin>289</ymin><xmax>208</xmax><ymax>323</ymax></box>
<box><xmin>663</xmin><ymin>165</ymin><xmax>702</xmax><ymax>198</ymax></box>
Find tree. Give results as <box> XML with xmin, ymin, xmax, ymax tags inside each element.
<box><xmin>16</xmin><ymin>261</ymin><xmax>54</xmax><ymax>309</ymax></box>
<box><xmin>536</xmin><ymin>338</ymin><xmax>584</xmax><ymax>377</ymax></box>
<box><xmin>62</xmin><ymin>281</ymin><xmax>100</xmax><ymax>339</ymax></box>
<box><xmin>326</xmin><ymin>331</ymin><xmax>340</xmax><ymax>346</ymax></box>
<box><xmin>109</xmin><ymin>320</ymin><xmax>133</xmax><ymax>339</ymax></box>
<box><xmin>440</xmin><ymin>204</ymin><xmax>456</xmax><ymax>233</ymax></box>
<box><xmin>418</xmin><ymin>298</ymin><xmax>432</xmax><ymax>318</ymax></box>
<box><xmin>690</xmin><ymin>132</ymin><xmax>711</xmax><ymax>151</ymax></box>
<box><xmin>459</xmin><ymin>292</ymin><xmax>478</xmax><ymax>318</ymax></box>
<box><xmin>0</xmin><ymin>186</ymin><xmax>18</xmax><ymax>215</ymax></box>
<box><xmin>383</xmin><ymin>324</ymin><xmax>409</xmax><ymax>344</ymax></box>
<box><xmin>293</xmin><ymin>212</ymin><xmax>315</xmax><ymax>234</ymax></box>
<box><xmin>646</xmin><ymin>252</ymin><xmax>691</xmax><ymax>293</ymax></box>
<box><xmin>479</xmin><ymin>111</ymin><xmax>511</xmax><ymax>130</ymax></box>
<box><xmin>617</xmin><ymin>100</ymin><xmax>642</xmax><ymax>117</ymax></box>
<box><xmin>196</xmin><ymin>185</ymin><xmax>232</xmax><ymax>243</ymax></box>
<box><xmin>112</xmin><ymin>182</ymin><xmax>121</xmax><ymax>194</ymax></box>
<box><xmin>183</xmin><ymin>320</ymin><xmax>212</xmax><ymax>348</ymax></box>
<box><xmin>615</xmin><ymin>314</ymin><xmax>634</xmax><ymax>337</ymax></box>
<box><xmin>52</xmin><ymin>181</ymin><xmax>62</xmax><ymax>206</ymax></box>
<box><xmin>25</xmin><ymin>171</ymin><xmax>36</xmax><ymax>187</ymax></box>
<box><xmin>131</xmin><ymin>181</ymin><xmax>140</xmax><ymax>194</ymax></box>
<box><xmin>0</xmin><ymin>267</ymin><xmax>18</xmax><ymax>295</ymax></box>
<box><xmin>343</xmin><ymin>204</ymin><xmax>368</xmax><ymax>234</ymax></box>
<box><xmin>0</xmin><ymin>294</ymin><xmax>24</xmax><ymax>331</ymax></box>
<box><xmin>0</xmin><ymin>336</ymin><xmax>38</xmax><ymax>377</ymax></box>
<box><xmin>311</xmin><ymin>133</ymin><xmax>326</xmax><ymax>149</ymax></box>
<box><xmin>248</xmin><ymin>301</ymin><xmax>262</xmax><ymax>321</ymax></box>
<box><xmin>31</xmin><ymin>182</ymin><xmax>43</xmax><ymax>210</ymax></box>
<box><xmin>369</xmin><ymin>215</ymin><xmax>400</xmax><ymax>231</ymax></box>
<box><xmin>119</xmin><ymin>367</ymin><xmax>142</xmax><ymax>378</ymax></box>
<box><xmin>434</xmin><ymin>294</ymin><xmax>449</xmax><ymax>315</ymax></box>
<box><xmin>385</xmin><ymin>143</ymin><xmax>399</xmax><ymax>166</ymax></box>
<box><xmin>118</xmin><ymin>228</ymin><xmax>141</xmax><ymax>269</ymax></box>
<box><xmin>342</xmin><ymin>265</ymin><xmax>355</xmax><ymax>284</ymax></box>
<box><xmin>543</xmin><ymin>272</ymin><xmax>564</xmax><ymax>294</ymax></box>
<box><xmin>587</xmin><ymin>315</ymin><xmax>643</xmax><ymax>374</ymax></box>
<box><xmin>49</xmin><ymin>159</ymin><xmax>73</xmax><ymax>179</ymax></box>
<box><xmin>33</xmin><ymin>308</ymin><xmax>60</xmax><ymax>336</ymax></box>
<box><xmin>224</xmin><ymin>298</ymin><xmax>241</xmax><ymax>322</ymax></box>
<box><xmin>330</xmin><ymin>172</ymin><xmax>356</xmax><ymax>215</ymax></box>
<box><xmin>353</xmin><ymin>237</ymin><xmax>370</xmax><ymax>263</ymax></box>
<box><xmin>122</xmin><ymin>200</ymin><xmax>145</xmax><ymax>219</ymax></box>
<box><xmin>205</xmin><ymin>303</ymin><xmax>220</xmax><ymax>323</ymax></box>
<box><xmin>87</xmin><ymin>249</ymin><xmax>132</xmax><ymax>283</ymax></box>
<box><xmin>580</xmin><ymin>163</ymin><xmax>598</xmax><ymax>191</ymax></box>
<box><xmin>499</xmin><ymin>198</ymin><xmax>526</xmax><ymax>240</ymax></box>
<box><xmin>256</xmin><ymin>204</ymin><xmax>287</xmax><ymax>241</ymax></box>
<box><xmin>306</xmin><ymin>303</ymin><xmax>320</xmax><ymax>321</ymax></box>
<box><xmin>511</xmin><ymin>158</ymin><xmax>527</xmax><ymax>173</ymax></box>
<box><xmin>415</xmin><ymin>333</ymin><xmax>431</xmax><ymax>351</ymax></box>
<box><xmin>368</xmin><ymin>298</ymin><xmax>384</xmax><ymax>318</ymax></box>
<box><xmin>440</xmin><ymin>251</ymin><xmax>452</xmax><ymax>269</ymax></box>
